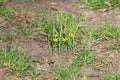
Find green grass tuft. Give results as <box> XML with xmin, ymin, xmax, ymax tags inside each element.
<box><xmin>74</xmin><ymin>45</ymin><xmax>95</xmax><ymax>65</ymax></box>
<box><xmin>92</xmin><ymin>23</ymin><xmax>120</xmax><ymax>39</ymax></box>
<box><xmin>0</xmin><ymin>0</ymin><xmax>8</xmax><ymax>6</ymax></box>
<box><xmin>57</xmin><ymin>46</ymin><xmax>95</xmax><ymax>80</ymax></box>
<box><xmin>0</xmin><ymin>46</ymin><xmax>30</xmax><ymax>76</ymax></box>
<box><xmin>0</xmin><ymin>7</ymin><xmax>15</xmax><ymax>20</ymax></box>
<box><xmin>76</xmin><ymin>0</ymin><xmax>120</xmax><ymax>9</ymax></box>
<box><xmin>102</xmin><ymin>73</ymin><xmax>120</xmax><ymax>80</ymax></box>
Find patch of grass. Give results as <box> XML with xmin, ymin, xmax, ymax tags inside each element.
<box><xmin>29</xmin><ymin>20</ymin><xmax>44</xmax><ymax>34</ymax></box>
<box><xmin>30</xmin><ymin>63</ymin><xmax>38</xmax><ymax>79</ymax></box>
<box><xmin>57</xmin><ymin>59</ymin><xmax>81</xmax><ymax>80</ymax></box>
<box><xmin>102</xmin><ymin>73</ymin><xmax>120</xmax><ymax>80</ymax></box>
<box><xmin>57</xmin><ymin>46</ymin><xmax>95</xmax><ymax>80</ymax></box>
<box><xmin>43</xmin><ymin>11</ymin><xmax>80</xmax><ymax>51</ymax></box>
<box><xmin>58</xmin><ymin>65</ymin><xmax>80</xmax><ymax>80</ymax></box>
<box><xmin>8</xmin><ymin>10</ymin><xmax>43</xmax><ymax>37</ymax></box>
<box><xmin>10</xmin><ymin>21</ymin><xmax>41</xmax><ymax>37</ymax></box>
<box><xmin>4</xmin><ymin>31</ymin><xmax>14</xmax><ymax>42</ymax></box>
<box><xmin>0</xmin><ymin>9</ymin><xmax>42</xmax><ymax>37</ymax></box>
<box><xmin>0</xmin><ymin>46</ymin><xmax>30</xmax><ymax>77</ymax></box>
<box><xmin>0</xmin><ymin>7</ymin><xmax>15</xmax><ymax>20</ymax></box>
<box><xmin>77</xmin><ymin>0</ymin><xmax>120</xmax><ymax>9</ymax></box>
<box><xmin>21</xmin><ymin>24</ymin><xmax>33</xmax><ymax>36</ymax></box>
<box><xmin>110</xmin><ymin>43</ymin><xmax>120</xmax><ymax>52</ymax></box>
<box><xmin>0</xmin><ymin>0</ymin><xmax>8</xmax><ymax>6</ymax></box>
<box><xmin>92</xmin><ymin>23</ymin><xmax>120</xmax><ymax>39</ymax></box>
<box><xmin>74</xmin><ymin>45</ymin><xmax>95</xmax><ymax>65</ymax></box>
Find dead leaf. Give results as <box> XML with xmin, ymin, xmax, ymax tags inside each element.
<box><xmin>98</xmin><ymin>9</ymin><xmax>108</xmax><ymax>13</ymax></box>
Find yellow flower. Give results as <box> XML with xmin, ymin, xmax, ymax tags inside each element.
<box><xmin>69</xmin><ymin>33</ymin><xmax>74</xmax><ymax>39</ymax></box>
<box><xmin>53</xmin><ymin>34</ymin><xmax>59</xmax><ymax>37</ymax></box>
<box><xmin>62</xmin><ymin>37</ymin><xmax>67</xmax><ymax>42</ymax></box>
<box><xmin>53</xmin><ymin>38</ymin><xmax>58</xmax><ymax>43</ymax></box>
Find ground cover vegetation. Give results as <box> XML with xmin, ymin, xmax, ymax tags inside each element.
<box><xmin>0</xmin><ymin>0</ymin><xmax>120</xmax><ymax>80</ymax></box>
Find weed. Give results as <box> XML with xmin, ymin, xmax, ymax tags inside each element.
<box><xmin>92</xmin><ymin>23</ymin><xmax>120</xmax><ymax>39</ymax></box>
<box><xmin>0</xmin><ymin>46</ymin><xmax>30</xmax><ymax>76</ymax></box>
<box><xmin>43</xmin><ymin>11</ymin><xmax>80</xmax><ymax>51</ymax></box>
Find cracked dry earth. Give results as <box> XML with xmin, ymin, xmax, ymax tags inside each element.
<box><xmin>0</xmin><ymin>0</ymin><xmax>120</xmax><ymax>80</ymax></box>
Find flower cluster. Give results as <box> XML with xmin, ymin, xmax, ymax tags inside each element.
<box><xmin>69</xmin><ymin>33</ymin><xmax>75</xmax><ymax>39</ymax></box>
<box><xmin>52</xmin><ymin>34</ymin><xmax>59</xmax><ymax>43</ymax></box>
<box><xmin>62</xmin><ymin>37</ymin><xmax>67</xmax><ymax>42</ymax></box>
<box><xmin>53</xmin><ymin>38</ymin><xmax>58</xmax><ymax>43</ymax></box>
<box><xmin>52</xmin><ymin>33</ymin><xmax>75</xmax><ymax>43</ymax></box>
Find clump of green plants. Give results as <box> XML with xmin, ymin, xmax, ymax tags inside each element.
<box><xmin>30</xmin><ymin>63</ymin><xmax>38</xmax><ymax>79</ymax></box>
<box><xmin>4</xmin><ymin>31</ymin><xmax>14</xmax><ymax>42</ymax></box>
<box><xmin>0</xmin><ymin>0</ymin><xmax>8</xmax><ymax>6</ymax></box>
<box><xmin>77</xmin><ymin>0</ymin><xmax>120</xmax><ymax>9</ymax></box>
<box><xmin>58</xmin><ymin>65</ymin><xmax>80</xmax><ymax>80</ymax></box>
<box><xmin>0</xmin><ymin>46</ymin><xmax>30</xmax><ymax>76</ymax></box>
<box><xmin>74</xmin><ymin>45</ymin><xmax>95</xmax><ymax>65</ymax></box>
<box><xmin>92</xmin><ymin>23</ymin><xmax>120</xmax><ymax>39</ymax></box>
<box><xmin>43</xmin><ymin>11</ymin><xmax>80</xmax><ymax>51</ymax></box>
<box><xmin>0</xmin><ymin>7</ymin><xmax>15</xmax><ymax>20</ymax></box>
<box><xmin>20</xmin><ymin>24</ymin><xmax>33</xmax><ymax>36</ymax></box>
<box><xmin>102</xmin><ymin>73</ymin><xmax>120</xmax><ymax>80</ymax></box>
<box><xmin>110</xmin><ymin>43</ymin><xmax>120</xmax><ymax>52</ymax></box>
<box><xmin>57</xmin><ymin>46</ymin><xmax>95</xmax><ymax>80</ymax></box>
<box><xmin>57</xmin><ymin>56</ymin><xmax>81</xmax><ymax>80</ymax></box>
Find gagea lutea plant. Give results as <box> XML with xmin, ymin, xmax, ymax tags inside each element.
<box><xmin>43</xmin><ymin>11</ymin><xmax>80</xmax><ymax>52</ymax></box>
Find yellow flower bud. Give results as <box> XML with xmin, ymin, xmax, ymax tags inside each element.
<box><xmin>69</xmin><ymin>33</ymin><xmax>74</xmax><ymax>39</ymax></box>
<box><xmin>62</xmin><ymin>37</ymin><xmax>67</xmax><ymax>42</ymax></box>
<box><xmin>53</xmin><ymin>38</ymin><xmax>58</xmax><ymax>43</ymax></box>
<box><xmin>53</xmin><ymin>34</ymin><xmax>59</xmax><ymax>37</ymax></box>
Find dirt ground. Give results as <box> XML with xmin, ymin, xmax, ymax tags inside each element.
<box><xmin>0</xmin><ymin>0</ymin><xmax>120</xmax><ymax>80</ymax></box>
